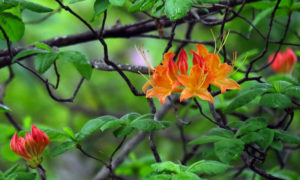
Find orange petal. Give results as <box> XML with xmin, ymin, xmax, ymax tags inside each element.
<box><xmin>196</xmin><ymin>44</ymin><xmax>209</xmax><ymax>57</ymax></box>
<box><xmin>177</xmin><ymin>49</ymin><xmax>188</xmax><ymax>75</ymax></box>
<box><xmin>213</xmin><ymin>78</ymin><xmax>241</xmax><ymax>93</ymax></box>
<box><xmin>196</xmin><ymin>89</ymin><xmax>214</xmax><ymax>103</ymax></box>
<box><xmin>204</xmin><ymin>53</ymin><xmax>221</xmax><ymax>72</ymax></box>
<box><xmin>180</xmin><ymin>89</ymin><xmax>194</xmax><ymax>102</ymax></box>
<box><xmin>162</xmin><ymin>51</ymin><xmax>175</xmax><ymax>65</ymax></box>
<box><xmin>142</xmin><ymin>81</ymin><xmax>151</xmax><ymax>93</ymax></box>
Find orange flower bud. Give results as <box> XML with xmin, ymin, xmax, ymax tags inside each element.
<box><xmin>177</xmin><ymin>49</ymin><xmax>188</xmax><ymax>75</ymax></box>
<box><xmin>10</xmin><ymin>125</ymin><xmax>49</xmax><ymax>168</ymax></box>
<box><xmin>268</xmin><ymin>48</ymin><xmax>298</xmax><ymax>74</ymax></box>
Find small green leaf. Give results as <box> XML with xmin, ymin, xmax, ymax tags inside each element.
<box><xmin>94</xmin><ymin>0</ymin><xmax>110</xmax><ymax>16</ymax></box>
<box><xmin>150</xmin><ymin>0</ymin><xmax>164</xmax><ymax>18</ymax></box>
<box><xmin>34</xmin><ymin>42</ymin><xmax>53</xmax><ymax>52</ymax></box>
<box><xmin>214</xmin><ymin>139</ymin><xmax>244</xmax><ymax>163</ymax></box>
<box><xmin>100</xmin><ymin>119</ymin><xmax>126</xmax><ymax>131</ymax></box>
<box><xmin>59</xmin><ymin>51</ymin><xmax>93</xmax><ymax>79</ymax></box>
<box><xmin>130</xmin><ymin>119</ymin><xmax>166</xmax><ymax>131</ymax></box>
<box><xmin>63</xmin><ymin>127</ymin><xmax>75</xmax><ymax>139</ymax></box>
<box><xmin>227</xmin><ymin>121</ymin><xmax>245</xmax><ymax>129</ymax></box>
<box><xmin>236</xmin><ymin>117</ymin><xmax>267</xmax><ymax>137</ymax></box>
<box><xmin>271</xmin><ymin>80</ymin><xmax>293</xmax><ymax>93</ymax></box>
<box><xmin>172</xmin><ymin>172</ymin><xmax>201</xmax><ymax>180</ymax></box>
<box><xmin>4</xmin><ymin>164</ymin><xmax>19</xmax><ymax>177</ymax></box>
<box><xmin>140</xmin><ymin>0</ymin><xmax>156</xmax><ymax>11</ymax></box>
<box><xmin>267</xmin><ymin>74</ymin><xmax>298</xmax><ymax>85</ymax></box>
<box><xmin>128</xmin><ymin>0</ymin><xmax>144</xmax><ymax>12</ymax></box>
<box><xmin>285</xmin><ymin>86</ymin><xmax>300</xmax><ymax>99</ymax></box>
<box><xmin>224</xmin><ymin>88</ymin><xmax>266</xmax><ymax>113</ymax></box>
<box><xmin>165</xmin><ymin>0</ymin><xmax>193</xmax><ymax>21</ymax></box>
<box><xmin>256</xmin><ymin>128</ymin><xmax>274</xmax><ymax>150</ymax></box>
<box><xmin>146</xmin><ymin>174</ymin><xmax>172</xmax><ymax>180</ymax></box>
<box><xmin>12</xmin><ymin>49</ymin><xmax>47</xmax><ymax>62</ymax></box>
<box><xmin>240</xmin><ymin>132</ymin><xmax>263</xmax><ymax>144</ymax></box>
<box><xmin>113</xmin><ymin>126</ymin><xmax>134</xmax><ymax>137</ymax></box>
<box><xmin>120</xmin><ymin>112</ymin><xmax>141</xmax><ymax>122</ymax></box>
<box><xmin>187</xmin><ymin>160</ymin><xmax>231</xmax><ymax>175</ymax></box>
<box><xmin>260</xmin><ymin>93</ymin><xmax>291</xmax><ymax>109</ymax></box>
<box><xmin>189</xmin><ymin>135</ymin><xmax>227</xmax><ymax>145</ymax></box>
<box><xmin>70</xmin><ymin>0</ymin><xmax>86</xmax><ymax>4</ymax></box>
<box><xmin>271</xmin><ymin>140</ymin><xmax>283</xmax><ymax>151</ymax></box>
<box><xmin>51</xmin><ymin>141</ymin><xmax>77</xmax><ymax>156</ymax></box>
<box><xmin>6</xmin><ymin>172</ymin><xmax>36</xmax><ymax>180</ymax></box>
<box><xmin>208</xmin><ymin>128</ymin><xmax>234</xmax><ymax>138</ymax></box>
<box><xmin>151</xmin><ymin>161</ymin><xmax>180</xmax><ymax>174</ymax></box>
<box><xmin>245</xmin><ymin>1</ymin><xmax>275</xmax><ymax>10</ymax></box>
<box><xmin>19</xmin><ymin>1</ymin><xmax>53</xmax><ymax>13</ymax></box>
<box><xmin>76</xmin><ymin>115</ymin><xmax>118</xmax><ymax>141</ymax></box>
<box><xmin>34</xmin><ymin>52</ymin><xmax>58</xmax><ymax>73</ymax></box>
<box><xmin>0</xmin><ymin>12</ymin><xmax>25</xmax><ymax>41</ymax></box>
<box><xmin>109</xmin><ymin>0</ymin><xmax>126</xmax><ymax>6</ymax></box>
<box><xmin>291</xmin><ymin>3</ymin><xmax>300</xmax><ymax>11</ymax></box>
<box><xmin>0</xmin><ymin>1</ymin><xmax>18</xmax><ymax>12</ymax></box>
<box><xmin>274</xmin><ymin>130</ymin><xmax>300</xmax><ymax>144</ymax></box>
<box><xmin>41</xmin><ymin>127</ymin><xmax>69</xmax><ymax>141</ymax></box>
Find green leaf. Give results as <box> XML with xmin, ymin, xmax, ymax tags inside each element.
<box><xmin>0</xmin><ymin>104</ymin><xmax>11</xmax><ymax>112</ymax></box>
<box><xmin>256</xmin><ymin>128</ymin><xmax>274</xmax><ymax>150</ymax></box>
<box><xmin>51</xmin><ymin>141</ymin><xmax>77</xmax><ymax>156</ymax></box>
<box><xmin>197</xmin><ymin>0</ymin><xmax>222</xmax><ymax>3</ymax></box>
<box><xmin>271</xmin><ymin>80</ymin><xmax>293</xmax><ymax>93</ymax></box>
<box><xmin>100</xmin><ymin>119</ymin><xmax>126</xmax><ymax>131</ymax></box>
<box><xmin>130</xmin><ymin>119</ymin><xmax>166</xmax><ymax>131</ymax></box>
<box><xmin>128</xmin><ymin>0</ymin><xmax>144</xmax><ymax>12</ymax></box>
<box><xmin>109</xmin><ymin>0</ymin><xmax>126</xmax><ymax>6</ymax></box>
<box><xmin>76</xmin><ymin>115</ymin><xmax>118</xmax><ymax>141</ymax></box>
<box><xmin>19</xmin><ymin>1</ymin><xmax>53</xmax><ymax>13</ymax></box>
<box><xmin>150</xmin><ymin>0</ymin><xmax>164</xmax><ymax>18</ymax></box>
<box><xmin>260</xmin><ymin>93</ymin><xmax>291</xmax><ymax>109</ymax></box>
<box><xmin>94</xmin><ymin>0</ymin><xmax>110</xmax><ymax>16</ymax></box>
<box><xmin>113</xmin><ymin>126</ymin><xmax>134</xmax><ymax>137</ymax></box>
<box><xmin>0</xmin><ymin>12</ymin><xmax>25</xmax><ymax>41</ymax></box>
<box><xmin>245</xmin><ymin>1</ymin><xmax>275</xmax><ymax>10</ymax></box>
<box><xmin>12</xmin><ymin>49</ymin><xmax>47</xmax><ymax>62</ymax></box>
<box><xmin>146</xmin><ymin>174</ymin><xmax>172</xmax><ymax>180</ymax></box>
<box><xmin>208</xmin><ymin>128</ymin><xmax>234</xmax><ymax>138</ymax></box>
<box><xmin>248</xmin><ymin>8</ymin><xmax>273</xmax><ymax>33</ymax></box>
<box><xmin>0</xmin><ymin>1</ymin><xmax>18</xmax><ymax>12</ymax></box>
<box><xmin>6</xmin><ymin>172</ymin><xmax>36</xmax><ymax>180</ymax></box>
<box><xmin>63</xmin><ymin>127</ymin><xmax>75</xmax><ymax>139</ymax></box>
<box><xmin>41</xmin><ymin>127</ymin><xmax>69</xmax><ymax>141</ymax></box>
<box><xmin>172</xmin><ymin>172</ymin><xmax>201</xmax><ymax>180</ymax></box>
<box><xmin>59</xmin><ymin>51</ymin><xmax>93</xmax><ymax>79</ymax></box>
<box><xmin>189</xmin><ymin>136</ymin><xmax>227</xmax><ymax>145</ymax></box>
<box><xmin>271</xmin><ymin>140</ymin><xmax>283</xmax><ymax>151</ymax></box>
<box><xmin>224</xmin><ymin>88</ymin><xmax>266</xmax><ymax>113</ymax></box>
<box><xmin>285</xmin><ymin>86</ymin><xmax>300</xmax><ymax>99</ymax></box>
<box><xmin>151</xmin><ymin>161</ymin><xmax>180</xmax><ymax>174</ymax></box>
<box><xmin>70</xmin><ymin>0</ymin><xmax>86</xmax><ymax>4</ymax></box>
<box><xmin>4</xmin><ymin>163</ymin><xmax>19</xmax><ymax>176</ymax></box>
<box><xmin>120</xmin><ymin>112</ymin><xmax>141</xmax><ymax>122</ymax></box>
<box><xmin>291</xmin><ymin>2</ymin><xmax>300</xmax><ymax>11</ymax></box>
<box><xmin>164</xmin><ymin>0</ymin><xmax>193</xmax><ymax>21</ymax></box>
<box><xmin>34</xmin><ymin>52</ymin><xmax>58</xmax><ymax>73</ymax></box>
<box><xmin>274</xmin><ymin>130</ymin><xmax>300</xmax><ymax>144</ymax></box>
<box><xmin>235</xmin><ymin>117</ymin><xmax>267</xmax><ymax>137</ymax></box>
<box><xmin>267</xmin><ymin>74</ymin><xmax>298</xmax><ymax>85</ymax></box>
<box><xmin>187</xmin><ymin>160</ymin><xmax>231</xmax><ymax>175</ymax></box>
<box><xmin>214</xmin><ymin>139</ymin><xmax>244</xmax><ymax>163</ymax></box>
<box><xmin>240</xmin><ymin>132</ymin><xmax>263</xmax><ymax>144</ymax></box>
<box><xmin>34</xmin><ymin>42</ymin><xmax>53</xmax><ymax>52</ymax></box>
<box><xmin>140</xmin><ymin>0</ymin><xmax>156</xmax><ymax>11</ymax></box>
<box><xmin>227</xmin><ymin>121</ymin><xmax>245</xmax><ymax>129</ymax></box>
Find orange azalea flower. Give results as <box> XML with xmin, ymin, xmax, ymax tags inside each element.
<box><xmin>193</xmin><ymin>44</ymin><xmax>241</xmax><ymax>93</ymax></box>
<box><xmin>143</xmin><ymin>54</ymin><xmax>181</xmax><ymax>104</ymax></box>
<box><xmin>177</xmin><ymin>64</ymin><xmax>214</xmax><ymax>103</ymax></box>
<box><xmin>10</xmin><ymin>125</ymin><xmax>50</xmax><ymax>168</ymax></box>
<box><xmin>176</xmin><ymin>49</ymin><xmax>188</xmax><ymax>75</ymax></box>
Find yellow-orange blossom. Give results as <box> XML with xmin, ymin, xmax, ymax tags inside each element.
<box><xmin>143</xmin><ymin>44</ymin><xmax>241</xmax><ymax>104</ymax></box>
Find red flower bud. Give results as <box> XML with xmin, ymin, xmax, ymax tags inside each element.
<box><xmin>177</xmin><ymin>49</ymin><xmax>188</xmax><ymax>75</ymax></box>
<box><xmin>10</xmin><ymin>125</ymin><xmax>50</xmax><ymax>168</ymax></box>
<box><xmin>268</xmin><ymin>48</ymin><xmax>298</xmax><ymax>74</ymax></box>
<box><xmin>167</xmin><ymin>58</ymin><xmax>178</xmax><ymax>81</ymax></box>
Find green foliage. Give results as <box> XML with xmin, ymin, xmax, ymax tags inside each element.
<box><xmin>0</xmin><ymin>104</ymin><xmax>11</xmax><ymax>112</ymax></box>
<box><xmin>164</xmin><ymin>0</ymin><xmax>193</xmax><ymax>20</ymax></box>
<box><xmin>130</xmin><ymin>118</ymin><xmax>167</xmax><ymax>131</ymax></box>
<box><xmin>214</xmin><ymin>139</ymin><xmax>244</xmax><ymax>163</ymax></box>
<box><xmin>34</xmin><ymin>52</ymin><xmax>58</xmax><ymax>73</ymax></box>
<box><xmin>259</xmin><ymin>93</ymin><xmax>291</xmax><ymax>109</ymax></box>
<box><xmin>51</xmin><ymin>141</ymin><xmax>77</xmax><ymax>156</ymax></box>
<box><xmin>12</xmin><ymin>49</ymin><xmax>47</xmax><ymax>62</ymax></box>
<box><xmin>58</xmin><ymin>51</ymin><xmax>93</xmax><ymax>80</ymax></box>
<box><xmin>94</xmin><ymin>0</ymin><xmax>110</xmax><ymax>16</ymax></box>
<box><xmin>0</xmin><ymin>12</ymin><xmax>24</xmax><ymax>41</ymax></box>
<box><xmin>235</xmin><ymin>117</ymin><xmax>267</xmax><ymax>137</ymax></box>
<box><xmin>187</xmin><ymin>160</ymin><xmax>231</xmax><ymax>175</ymax></box>
<box><xmin>151</xmin><ymin>161</ymin><xmax>181</xmax><ymax>174</ymax></box>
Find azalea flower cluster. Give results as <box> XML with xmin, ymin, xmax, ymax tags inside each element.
<box><xmin>10</xmin><ymin>125</ymin><xmax>50</xmax><ymax>168</ymax></box>
<box><xmin>143</xmin><ymin>44</ymin><xmax>241</xmax><ymax>104</ymax></box>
